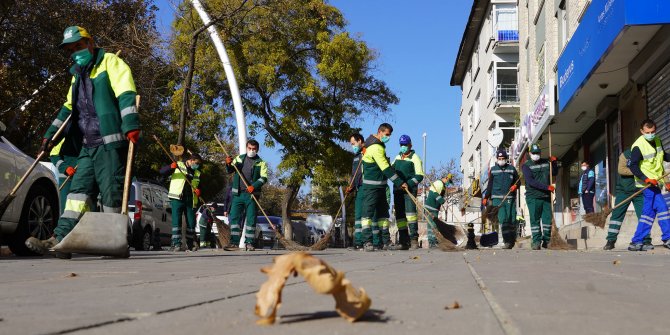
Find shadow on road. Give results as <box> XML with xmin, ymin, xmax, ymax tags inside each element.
<box><xmin>279</xmin><ymin>309</ymin><xmax>389</xmax><ymax>324</ymax></box>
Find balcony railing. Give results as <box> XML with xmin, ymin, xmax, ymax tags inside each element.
<box><xmin>496</xmin><ymin>84</ymin><xmax>519</xmax><ymax>104</ymax></box>
<box><xmin>497</xmin><ymin>29</ymin><xmax>519</xmax><ymax>42</ymax></box>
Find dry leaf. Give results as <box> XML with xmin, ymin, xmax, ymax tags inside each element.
<box><xmin>613</xmin><ymin>260</ymin><xmax>621</xmax><ymax>265</ymax></box>
<box><xmin>255</xmin><ymin>252</ymin><xmax>371</xmax><ymax>325</ymax></box>
<box><xmin>412</xmin><ymin>256</ymin><xmax>420</xmax><ymax>260</ymax></box>
<box><xmin>66</xmin><ymin>273</ymin><xmax>77</xmax><ymax>278</ymax></box>
<box><xmin>445</xmin><ymin>301</ymin><xmax>461</xmax><ymax>310</ymax></box>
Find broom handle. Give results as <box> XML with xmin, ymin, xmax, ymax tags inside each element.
<box><xmin>214</xmin><ymin>135</ymin><xmax>281</xmax><ymax>234</ymax></box>
<box><xmin>152</xmin><ymin>135</ymin><xmax>222</xmax><ymax>226</ymax></box>
<box><xmin>58</xmin><ymin>164</ymin><xmax>78</xmax><ymax>191</ymax></box>
<box><xmin>609</xmin><ymin>171</ymin><xmax>670</xmax><ymax>211</ymax></box>
<box><xmin>494</xmin><ymin>177</ymin><xmax>521</xmax><ymax>208</ymax></box>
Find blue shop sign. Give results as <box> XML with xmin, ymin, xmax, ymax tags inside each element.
<box><xmin>557</xmin><ymin>0</ymin><xmax>670</xmax><ymax>112</ymax></box>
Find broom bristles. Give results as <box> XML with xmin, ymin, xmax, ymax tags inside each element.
<box><xmin>310</xmin><ymin>231</ymin><xmax>331</xmax><ymax>251</ymax></box>
<box><xmin>582</xmin><ymin>209</ymin><xmax>611</xmax><ymax>228</ymax></box>
<box><xmin>433</xmin><ymin>226</ymin><xmax>463</xmax><ymax>252</ymax></box>
<box><xmin>548</xmin><ymin>220</ymin><xmax>575</xmax><ymax>250</ymax></box>
<box><xmin>213</xmin><ymin>219</ymin><xmax>231</xmax><ymax>248</ymax></box>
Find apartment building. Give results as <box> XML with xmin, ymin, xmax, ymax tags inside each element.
<box><xmin>451</xmin><ymin>0</ymin><xmax>520</xmax><ymax>193</ymax></box>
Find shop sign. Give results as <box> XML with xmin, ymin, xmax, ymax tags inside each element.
<box><xmin>510</xmin><ymin>80</ymin><xmax>555</xmax><ymax>163</ymax></box>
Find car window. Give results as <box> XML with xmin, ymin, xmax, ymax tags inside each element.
<box><xmin>129</xmin><ymin>185</ymin><xmax>136</xmax><ymax>203</ymax></box>
<box><xmin>151</xmin><ymin>187</ymin><xmax>163</xmax><ymax>209</ymax></box>
<box><xmin>159</xmin><ymin>189</ymin><xmax>170</xmax><ymax>208</ymax></box>
<box><xmin>141</xmin><ymin>186</ymin><xmax>153</xmax><ymax>207</ymax></box>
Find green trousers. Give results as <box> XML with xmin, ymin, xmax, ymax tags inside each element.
<box><xmin>229</xmin><ymin>192</ymin><xmax>257</xmax><ymax>245</ymax></box>
<box><xmin>606</xmin><ymin>191</ymin><xmax>650</xmax><ymax>243</ymax></box>
<box><xmin>361</xmin><ymin>185</ymin><xmax>389</xmax><ymax>246</ymax></box>
<box><xmin>170</xmin><ymin>197</ymin><xmax>195</xmax><ymax>247</ymax></box>
<box><xmin>54</xmin><ymin>146</ymin><xmax>126</xmax><ymax>241</ymax></box>
<box><xmin>492</xmin><ymin>198</ymin><xmax>517</xmax><ymax>243</ymax></box>
<box><xmin>525</xmin><ymin>197</ymin><xmax>552</xmax><ymax>246</ymax></box>
<box><xmin>198</xmin><ymin>211</ymin><xmax>213</xmax><ymax>247</ymax></box>
<box><xmin>427</xmin><ymin>209</ymin><xmax>438</xmax><ymax>247</ymax></box>
<box><xmin>354</xmin><ymin>189</ymin><xmax>363</xmax><ymax>247</ymax></box>
<box><xmin>394</xmin><ymin>190</ymin><xmax>418</xmax><ymax>241</ymax></box>
<box><xmin>50</xmin><ymin>155</ymin><xmax>78</xmax><ymax>214</ymax></box>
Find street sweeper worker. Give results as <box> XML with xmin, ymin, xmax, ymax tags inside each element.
<box><xmin>391</xmin><ymin>134</ymin><xmax>424</xmax><ymax>250</ymax></box>
<box><xmin>425</xmin><ymin>176</ymin><xmax>453</xmax><ymax>248</ymax></box>
<box><xmin>627</xmin><ymin>119</ymin><xmax>670</xmax><ymax>251</ymax></box>
<box><xmin>483</xmin><ymin>149</ymin><xmax>520</xmax><ymax>249</ymax></box>
<box><xmin>160</xmin><ymin>153</ymin><xmax>202</xmax><ymax>252</ymax></box>
<box><xmin>49</xmin><ymin>137</ymin><xmax>80</xmax><ymax>213</ymax></box>
<box><xmin>578</xmin><ymin>161</ymin><xmax>596</xmax><ymax>213</ymax></box>
<box><xmin>360</xmin><ymin>123</ymin><xmax>407</xmax><ymax>252</ymax></box>
<box><xmin>346</xmin><ymin>133</ymin><xmax>365</xmax><ymax>250</ymax></box>
<box><xmin>521</xmin><ymin>143</ymin><xmax>558</xmax><ymax>250</ymax></box>
<box><xmin>26</xmin><ymin>26</ymin><xmax>140</xmax><ymax>257</ymax></box>
<box><xmin>603</xmin><ymin>149</ymin><xmax>649</xmax><ymax>250</ymax></box>
<box><xmin>224</xmin><ymin>139</ymin><xmax>268</xmax><ymax>251</ymax></box>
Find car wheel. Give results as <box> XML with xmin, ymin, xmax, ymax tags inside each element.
<box><xmin>135</xmin><ymin>227</ymin><xmax>152</xmax><ymax>251</ymax></box>
<box><xmin>255</xmin><ymin>231</ymin><xmax>263</xmax><ymax>249</ymax></box>
<box><xmin>8</xmin><ymin>184</ymin><xmax>58</xmax><ymax>256</ymax></box>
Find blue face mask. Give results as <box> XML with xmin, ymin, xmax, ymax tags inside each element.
<box><xmin>644</xmin><ymin>133</ymin><xmax>656</xmax><ymax>141</ymax></box>
<box><xmin>380</xmin><ymin>136</ymin><xmax>390</xmax><ymax>143</ymax></box>
<box><xmin>71</xmin><ymin>48</ymin><xmax>93</xmax><ymax>67</ymax></box>
<box><xmin>400</xmin><ymin>145</ymin><xmax>409</xmax><ymax>154</ymax></box>
<box><xmin>352</xmin><ymin>145</ymin><xmax>361</xmax><ymax>154</ymax></box>
<box><xmin>190</xmin><ymin>164</ymin><xmax>200</xmax><ymax>170</ymax></box>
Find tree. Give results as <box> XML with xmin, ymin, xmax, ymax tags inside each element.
<box><xmin>170</xmin><ymin>0</ymin><xmax>398</xmax><ymax>239</ymax></box>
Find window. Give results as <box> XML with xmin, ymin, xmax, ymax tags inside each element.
<box><xmin>537</xmin><ymin>44</ymin><xmax>546</xmax><ymax>94</ymax></box>
<box><xmin>474</xmin><ymin>91</ymin><xmax>481</xmax><ymax>127</ymax></box>
<box><xmin>487</xmin><ymin>63</ymin><xmax>495</xmax><ymax>104</ymax></box>
<box><xmin>142</xmin><ymin>187</ymin><xmax>153</xmax><ymax>208</ymax></box>
<box><xmin>476</xmin><ymin>143</ymin><xmax>482</xmax><ymax>180</ymax></box>
<box><xmin>495</xmin><ymin>4</ymin><xmax>518</xmax><ymax>42</ymax></box>
<box><xmin>496</xmin><ymin>62</ymin><xmax>519</xmax><ymax>103</ymax></box>
<box><xmin>467</xmin><ymin>107</ymin><xmax>474</xmax><ymax>140</ymax></box>
<box><xmin>498</xmin><ymin>121</ymin><xmax>518</xmax><ymax>151</ymax></box>
<box><xmin>473</xmin><ymin>42</ymin><xmax>480</xmax><ymax>80</ymax></box>
<box><xmin>558</xmin><ymin>0</ymin><xmax>569</xmax><ymax>51</ymax></box>
<box><xmin>464</xmin><ymin>69</ymin><xmax>472</xmax><ymax>96</ymax></box>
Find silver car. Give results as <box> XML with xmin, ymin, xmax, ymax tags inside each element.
<box><xmin>127</xmin><ymin>180</ymin><xmax>172</xmax><ymax>250</ymax></box>
<box><xmin>0</xmin><ymin>122</ymin><xmax>60</xmax><ymax>256</ymax></box>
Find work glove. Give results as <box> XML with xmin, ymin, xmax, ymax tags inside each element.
<box><xmin>194</xmin><ymin>188</ymin><xmax>201</xmax><ymax>197</ymax></box>
<box><xmin>345</xmin><ymin>186</ymin><xmax>353</xmax><ymax>195</ymax></box>
<box><xmin>482</xmin><ymin>198</ymin><xmax>488</xmax><ymax>206</ymax></box>
<box><xmin>645</xmin><ymin>178</ymin><xmax>658</xmax><ymax>186</ymax></box>
<box><xmin>549</xmin><ymin>156</ymin><xmax>558</xmax><ymax>162</ymax></box>
<box><xmin>400</xmin><ymin>183</ymin><xmax>408</xmax><ymax>190</ymax></box>
<box><xmin>170</xmin><ymin>162</ymin><xmax>178</xmax><ymax>169</ymax></box>
<box><xmin>38</xmin><ymin>138</ymin><xmax>52</xmax><ymax>155</ymax></box>
<box><xmin>547</xmin><ymin>185</ymin><xmax>555</xmax><ymax>192</ymax></box>
<box><xmin>509</xmin><ymin>185</ymin><xmax>517</xmax><ymax>192</ymax></box>
<box><xmin>65</xmin><ymin>166</ymin><xmax>76</xmax><ymax>177</ymax></box>
<box><xmin>126</xmin><ymin>129</ymin><xmax>140</xmax><ymax>144</ymax></box>
<box><xmin>666</xmin><ymin>183</ymin><xmax>670</xmax><ymax>192</ymax></box>
<box><xmin>225</xmin><ymin>156</ymin><xmax>233</xmax><ymax>165</ymax></box>
<box><xmin>361</xmin><ymin>147</ymin><xmax>367</xmax><ymax>155</ymax></box>
<box><xmin>247</xmin><ymin>185</ymin><xmax>255</xmax><ymax>193</ymax></box>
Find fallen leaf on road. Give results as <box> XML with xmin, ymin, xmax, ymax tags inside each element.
<box><xmin>445</xmin><ymin>301</ymin><xmax>461</xmax><ymax>310</ymax></box>
<box><xmin>613</xmin><ymin>260</ymin><xmax>621</xmax><ymax>265</ymax></box>
<box><xmin>412</xmin><ymin>256</ymin><xmax>420</xmax><ymax>260</ymax></box>
<box><xmin>66</xmin><ymin>273</ymin><xmax>77</xmax><ymax>278</ymax></box>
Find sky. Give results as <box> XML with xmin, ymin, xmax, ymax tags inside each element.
<box><xmin>153</xmin><ymin>0</ymin><xmax>471</xmax><ymax>174</ymax></box>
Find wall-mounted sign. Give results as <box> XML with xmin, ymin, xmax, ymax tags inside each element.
<box><xmin>510</xmin><ymin>80</ymin><xmax>555</xmax><ymax>164</ymax></box>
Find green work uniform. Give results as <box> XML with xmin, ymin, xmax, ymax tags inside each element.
<box><xmin>49</xmin><ymin>138</ymin><xmax>80</xmax><ymax>214</ymax></box>
<box><xmin>486</xmin><ymin>163</ymin><xmax>519</xmax><ymax>244</ymax></box>
<box><xmin>227</xmin><ymin>154</ymin><xmax>268</xmax><ymax>245</ymax></box>
<box><xmin>373</xmin><ymin>186</ymin><xmax>391</xmax><ymax>247</ymax></box>
<box><xmin>522</xmin><ymin>156</ymin><xmax>558</xmax><ymax>247</ymax></box>
<box><xmin>360</xmin><ymin>135</ymin><xmax>404</xmax><ymax>246</ymax></box>
<box><xmin>425</xmin><ymin>180</ymin><xmax>447</xmax><ymax>247</ymax></box>
<box><xmin>606</xmin><ymin>150</ymin><xmax>648</xmax><ymax>243</ymax></box>
<box><xmin>45</xmin><ymin>49</ymin><xmax>139</xmax><ymax>242</ymax></box>
<box><xmin>392</xmin><ymin>150</ymin><xmax>424</xmax><ymax>244</ymax></box>
<box><xmin>352</xmin><ymin>151</ymin><xmax>364</xmax><ymax>247</ymax></box>
<box><xmin>167</xmin><ymin>161</ymin><xmax>201</xmax><ymax>248</ymax></box>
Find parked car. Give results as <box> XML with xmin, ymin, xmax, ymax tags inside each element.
<box><xmin>254</xmin><ymin>215</ymin><xmax>282</xmax><ymax>249</ymax></box>
<box><xmin>127</xmin><ymin>179</ymin><xmax>172</xmax><ymax>250</ymax></box>
<box><xmin>0</xmin><ymin>121</ymin><xmax>60</xmax><ymax>256</ymax></box>
<box><xmin>195</xmin><ymin>202</ymin><xmax>228</xmax><ymax>247</ymax></box>
<box><xmin>306</xmin><ymin>224</ymin><xmax>326</xmax><ymax>244</ymax></box>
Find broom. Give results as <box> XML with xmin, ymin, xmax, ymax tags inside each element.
<box><xmin>583</xmin><ymin>171</ymin><xmax>670</xmax><ymax>228</ymax></box>
<box><xmin>153</xmin><ymin>135</ymin><xmax>231</xmax><ymax>249</ymax></box>
<box><xmin>310</xmin><ymin>157</ymin><xmax>363</xmax><ymax>251</ymax></box>
<box><xmin>547</xmin><ymin>126</ymin><xmax>574</xmax><ymax>250</ymax></box>
<box><xmin>58</xmin><ymin>164</ymin><xmax>79</xmax><ymax>191</ymax></box>
<box><xmin>418</xmin><ymin>175</ymin><xmax>467</xmax><ymax>243</ymax></box>
<box><xmin>214</xmin><ymin>135</ymin><xmax>308</xmax><ymax>251</ymax></box>
<box><xmin>404</xmin><ymin>188</ymin><xmax>463</xmax><ymax>251</ymax></box>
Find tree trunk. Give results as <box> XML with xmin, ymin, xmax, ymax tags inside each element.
<box><xmin>282</xmin><ymin>184</ymin><xmax>300</xmax><ymax>241</ymax></box>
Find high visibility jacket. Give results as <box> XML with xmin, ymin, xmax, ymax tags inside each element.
<box><xmin>425</xmin><ymin>180</ymin><xmax>446</xmax><ymax>212</ymax></box>
<box><xmin>392</xmin><ymin>150</ymin><xmax>424</xmax><ymax>192</ymax></box>
<box><xmin>632</xmin><ymin>136</ymin><xmax>665</xmax><ymax>188</ymax></box>
<box><xmin>168</xmin><ymin>161</ymin><xmax>201</xmax><ymax>207</ymax></box>
<box><xmin>227</xmin><ymin>154</ymin><xmax>268</xmax><ymax>195</ymax></box>
<box><xmin>488</xmin><ymin>164</ymin><xmax>518</xmax><ymax>198</ymax></box>
<box><xmin>44</xmin><ymin>48</ymin><xmax>139</xmax><ymax>149</ymax></box>
<box><xmin>361</xmin><ymin>135</ymin><xmax>403</xmax><ymax>189</ymax></box>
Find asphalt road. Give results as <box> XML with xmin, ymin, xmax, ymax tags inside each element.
<box><xmin>1</xmin><ymin>246</ymin><xmax>670</xmax><ymax>335</ymax></box>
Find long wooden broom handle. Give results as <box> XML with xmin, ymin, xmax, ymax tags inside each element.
<box><xmin>214</xmin><ymin>135</ymin><xmax>281</xmax><ymax>233</ymax></box>
<box><xmin>609</xmin><ymin>170</ymin><xmax>670</xmax><ymax>211</ymax></box>
<box><xmin>328</xmin><ymin>156</ymin><xmax>364</xmax><ymax>229</ymax></box>
<box><xmin>120</xmin><ymin>95</ymin><xmax>141</xmax><ymax>216</ymax></box>
<box><xmin>58</xmin><ymin>164</ymin><xmax>79</xmax><ymax>191</ymax></box>
<box><xmin>494</xmin><ymin>177</ymin><xmax>521</xmax><ymax>208</ymax></box>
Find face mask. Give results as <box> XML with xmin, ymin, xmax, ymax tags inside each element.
<box><xmin>497</xmin><ymin>160</ymin><xmax>506</xmax><ymax>166</ymax></box>
<box><xmin>400</xmin><ymin>145</ymin><xmax>409</xmax><ymax>154</ymax></box>
<box><xmin>380</xmin><ymin>135</ymin><xmax>390</xmax><ymax>143</ymax></box>
<box><xmin>644</xmin><ymin>133</ymin><xmax>656</xmax><ymax>141</ymax></box>
<box><xmin>71</xmin><ymin>48</ymin><xmax>93</xmax><ymax>67</ymax></box>
<box><xmin>530</xmin><ymin>154</ymin><xmax>541</xmax><ymax>162</ymax></box>
<box><xmin>581</xmin><ymin>166</ymin><xmax>587</xmax><ymax>171</ymax></box>
<box><xmin>352</xmin><ymin>145</ymin><xmax>361</xmax><ymax>154</ymax></box>
<box><xmin>247</xmin><ymin>150</ymin><xmax>257</xmax><ymax>158</ymax></box>
<box><xmin>190</xmin><ymin>164</ymin><xmax>200</xmax><ymax>170</ymax></box>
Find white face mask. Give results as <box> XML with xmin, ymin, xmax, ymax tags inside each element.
<box><xmin>497</xmin><ymin>160</ymin><xmax>507</xmax><ymax>166</ymax></box>
<box><xmin>581</xmin><ymin>166</ymin><xmax>588</xmax><ymax>171</ymax></box>
<box><xmin>247</xmin><ymin>150</ymin><xmax>257</xmax><ymax>158</ymax></box>
<box><xmin>530</xmin><ymin>154</ymin><xmax>541</xmax><ymax>162</ymax></box>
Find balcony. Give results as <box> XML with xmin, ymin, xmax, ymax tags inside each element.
<box><xmin>496</xmin><ymin>84</ymin><xmax>519</xmax><ymax>104</ymax></box>
<box><xmin>497</xmin><ymin>29</ymin><xmax>519</xmax><ymax>42</ymax></box>
<box><xmin>493</xmin><ymin>19</ymin><xmax>518</xmax><ymax>53</ymax></box>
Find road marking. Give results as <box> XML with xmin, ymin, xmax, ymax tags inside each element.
<box><xmin>463</xmin><ymin>254</ymin><xmax>521</xmax><ymax>335</ymax></box>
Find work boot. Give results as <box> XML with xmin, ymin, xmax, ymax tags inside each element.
<box><xmin>642</xmin><ymin>243</ymin><xmax>654</xmax><ymax>251</ymax></box>
<box><xmin>603</xmin><ymin>240</ymin><xmax>616</xmax><ymax>250</ymax></box>
<box><xmin>223</xmin><ymin>244</ymin><xmax>240</xmax><ymax>251</ymax></box>
<box><xmin>25</xmin><ymin>236</ymin><xmax>58</xmax><ymax>255</ymax></box>
<box><xmin>531</xmin><ymin>243</ymin><xmax>541</xmax><ymax>250</ymax></box>
<box><xmin>363</xmin><ymin>242</ymin><xmax>375</xmax><ymax>252</ymax></box>
<box><xmin>502</xmin><ymin>242</ymin><xmax>515</xmax><ymax>249</ymax></box>
<box><xmin>628</xmin><ymin>243</ymin><xmax>645</xmax><ymax>251</ymax></box>
<box><xmin>663</xmin><ymin>240</ymin><xmax>670</xmax><ymax>249</ymax></box>
<box><xmin>389</xmin><ymin>243</ymin><xmax>409</xmax><ymax>251</ymax></box>
<box><xmin>382</xmin><ymin>244</ymin><xmax>389</xmax><ymax>251</ymax></box>
<box><xmin>410</xmin><ymin>238</ymin><xmax>419</xmax><ymax>250</ymax></box>
<box><xmin>541</xmin><ymin>241</ymin><xmax>548</xmax><ymax>249</ymax></box>
<box><xmin>346</xmin><ymin>245</ymin><xmax>359</xmax><ymax>251</ymax></box>
<box><xmin>245</xmin><ymin>243</ymin><xmax>256</xmax><ymax>251</ymax></box>
<box><xmin>170</xmin><ymin>245</ymin><xmax>185</xmax><ymax>252</ymax></box>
